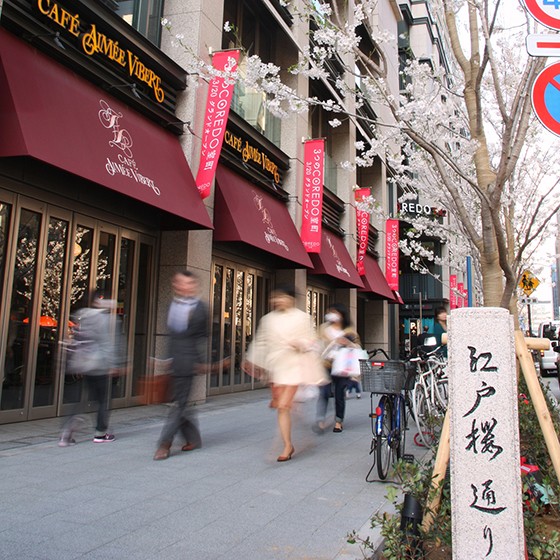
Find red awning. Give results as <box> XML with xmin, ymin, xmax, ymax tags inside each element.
<box><xmin>0</xmin><ymin>30</ymin><xmax>211</xmax><ymax>229</ymax></box>
<box><xmin>309</xmin><ymin>231</ymin><xmax>364</xmax><ymax>288</ymax></box>
<box><xmin>359</xmin><ymin>255</ymin><xmax>396</xmax><ymax>300</ymax></box>
<box><xmin>392</xmin><ymin>290</ymin><xmax>404</xmax><ymax>304</ymax></box>
<box><xmin>214</xmin><ymin>165</ymin><xmax>312</xmax><ymax>268</ymax></box>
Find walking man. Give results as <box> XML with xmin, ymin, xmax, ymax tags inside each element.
<box><xmin>153</xmin><ymin>270</ymin><xmax>209</xmax><ymax>460</ymax></box>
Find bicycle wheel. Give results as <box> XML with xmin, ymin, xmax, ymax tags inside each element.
<box><xmin>376</xmin><ymin>395</ymin><xmax>393</xmax><ymax>480</ymax></box>
<box><xmin>413</xmin><ymin>383</ymin><xmax>435</xmax><ymax>448</ymax></box>
<box><xmin>395</xmin><ymin>395</ymin><xmax>407</xmax><ymax>460</ymax></box>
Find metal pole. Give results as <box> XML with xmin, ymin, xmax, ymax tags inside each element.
<box><xmin>527</xmin><ymin>302</ymin><xmax>532</xmax><ymax>336</ymax></box>
<box><xmin>466</xmin><ymin>256</ymin><xmax>473</xmax><ymax>307</ymax></box>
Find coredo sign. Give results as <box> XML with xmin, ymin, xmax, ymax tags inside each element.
<box><xmin>355</xmin><ymin>188</ymin><xmax>371</xmax><ymax>275</ymax></box>
<box><xmin>196</xmin><ymin>50</ymin><xmax>240</xmax><ymax>199</ymax></box>
<box><xmin>385</xmin><ymin>219</ymin><xmax>399</xmax><ymax>291</ymax></box>
<box><xmin>450</xmin><ymin>274</ymin><xmax>458</xmax><ymax>310</ymax></box>
<box><xmin>301</xmin><ymin>139</ymin><xmax>325</xmax><ymax>253</ymax></box>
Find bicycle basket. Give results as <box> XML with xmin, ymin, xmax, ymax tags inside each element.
<box><xmin>359</xmin><ymin>359</ymin><xmax>406</xmax><ymax>393</ymax></box>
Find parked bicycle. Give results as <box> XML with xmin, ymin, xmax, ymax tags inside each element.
<box><xmin>408</xmin><ymin>340</ymin><xmax>448</xmax><ymax>448</ymax></box>
<box><xmin>360</xmin><ymin>349</ymin><xmax>411</xmax><ymax>481</ymax></box>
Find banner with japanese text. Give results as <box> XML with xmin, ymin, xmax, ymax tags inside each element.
<box><xmin>301</xmin><ymin>139</ymin><xmax>325</xmax><ymax>252</ymax></box>
<box><xmin>355</xmin><ymin>188</ymin><xmax>371</xmax><ymax>275</ymax></box>
<box><xmin>449</xmin><ymin>274</ymin><xmax>458</xmax><ymax>309</ymax></box>
<box><xmin>385</xmin><ymin>219</ymin><xmax>400</xmax><ymax>291</ymax></box>
<box><xmin>196</xmin><ymin>50</ymin><xmax>240</xmax><ymax>199</ymax></box>
<box><xmin>457</xmin><ymin>282</ymin><xmax>464</xmax><ymax>308</ymax></box>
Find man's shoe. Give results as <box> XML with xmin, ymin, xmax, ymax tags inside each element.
<box><xmin>93</xmin><ymin>433</ymin><xmax>116</xmax><ymax>443</ymax></box>
<box><xmin>153</xmin><ymin>446</ymin><xmax>171</xmax><ymax>460</ymax></box>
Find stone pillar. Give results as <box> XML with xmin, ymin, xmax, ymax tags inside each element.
<box><xmin>448</xmin><ymin>308</ymin><xmax>524</xmax><ymax>559</ymax></box>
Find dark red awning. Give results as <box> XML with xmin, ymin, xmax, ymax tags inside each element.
<box><xmin>392</xmin><ymin>290</ymin><xmax>404</xmax><ymax>304</ymax></box>
<box><xmin>309</xmin><ymin>231</ymin><xmax>364</xmax><ymax>288</ymax></box>
<box><xmin>214</xmin><ymin>165</ymin><xmax>312</xmax><ymax>268</ymax></box>
<box><xmin>359</xmin><ymin>255</ymin><xmax>396</xmax><ymax>300</ymax></box>
<box><xmin>0</xmin><ymin>30</ymin><xmax>211</xmax><ymax>229</ymax></box>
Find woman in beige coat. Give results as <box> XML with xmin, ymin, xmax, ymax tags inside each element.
<box><xmin>243</xmin><ymin>285</ymin><xmax>327</xmax><ymax>462</ymax></box>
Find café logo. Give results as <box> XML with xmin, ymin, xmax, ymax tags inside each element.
<box><xmin>37</xmin><ymin>0</ymin><xmax>164</xmax><ymax>102</ymax></box>
<box><xmin>326</xmin><ymin>235</ymin><xmax>350</xmax><ymax>277</ymax></box>
<box><xmin>99</xmin><ymin>100</ymin><xmax>159</xmax><ymax>196</ymax></box>
<box><xmin>225</xmin><ymin>130</ymin><xmax>281</xmax><ymax>184</ymax></box>
<box><xmin>252</xmin><ymin>191</ymin><xmax>289</xmax><ymax>252</ymax></box>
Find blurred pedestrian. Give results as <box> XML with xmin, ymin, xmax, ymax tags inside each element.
<box><xmin>243</xmin><ymin>285</ymin><xmax>327</xmax><ymax>462</ymax></box>
<box><xmin>433</xmin><ymin>306</ymin><xmax>448</xmax><ymax>358</ymax></box>
<box><xmin>59</xmin><ymin>294</ymin><xmax>120</xmax><ymax>446</ymax></box>
<box><xmin>153</xmin><ymin>270</ymin><xmax>209</xmax><ymax>461</ymax></box>
<box><xmin>315</xmin><ymin>303</ymin><xmax>361</xmax><ymax>434</ymax></box>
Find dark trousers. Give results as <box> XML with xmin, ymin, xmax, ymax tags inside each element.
<box><xmin>62</xmin><ymin>373</ymin><xmax>110</xmax><ymax>436</ymax></box>
<box><xmin>158</xmin><ymin>376</ymin><xmax>201</xmax><ymax>447</ymax></box>
<box><xmin>332</xmin><ymin>376</ymin><xmax>351</xmax><ymax>423</ymax></box>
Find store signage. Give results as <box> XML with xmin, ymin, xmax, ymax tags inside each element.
<box><xmin>450</xmin><ymin>274</ymin><xmax>458</xmax><ymax>309</ymax></box>
<box><xmin>196</xmin><ymin>50</ymin><xmax>240</xmax><ymax>199</ymax></box>
<box><xmin>36</xmin><ymin>0</ymin><xmax>164</xmax><ymax>102</ymax></box>
<box><xmin>301</xmin><ymin>139</ymin><xmax>325</xmax><ymax>253</ymax></box>
<box><xmin>355</xmin><ymin>188</ymin><xmax>371</xmax><ymax>276</ymax></box>
<box><xmin>385</xmin><ymin>219</ymin><xmax>400</xmax><ymax>291</ymax></box>
<box><xmin>457</xmin><ymin>282</ymin><xmax>464</xmax><ymax>308</ymax></box>
<box><xmin>223</xmin><ymin>130</ymin><xmax>280</xmax><ymax>183</ymax></box>
<box><xmin>326</xmin><ymin>234</ymin><xmax>350</xmax><ymax>277</ymax></box>
<box><xmin>400</xmin><ymin>202</ymin><xmax>447</xmax><ymax>218</ymax></box>
<box><xmin>252</xmin><ymin>191</ymin><xmax>289</xmax><ymax>252</ymax></box>
<box><xmin>98</xmin><ymin>99</ymin><xmax>159</xmax><ymax>196</ymax></box>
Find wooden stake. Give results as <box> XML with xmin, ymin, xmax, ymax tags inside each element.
<box><xmin>421</xmin><ymin>409</ymin><xmax>450</xmax><ymax>533</ymax></box>
<box><xmin>514</xmin><ymin>330</ymin><xmax>560</xmax><ymax>486</ymax></box>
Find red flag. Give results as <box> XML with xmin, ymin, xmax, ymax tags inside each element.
<box><xmin>385</xmin><ymin>219</ymin><xmax>399</xmax><ymax>291</ymax></box>
<box><xmin>355</xmin><ymin>188</ymin><xmax>371</xmax><ymax>275</ymax></box>
<box><xmin>449</xmin><ymin>274</ymin><xmax>458</xmax><ymax>309</ymax></box>
<box><xmin>301</xmin><ymin>139</ymin><xmax>325</xmax><ymax>252</ymax></box>
<box><xmin>196</xmin><ymin>50</ymin><xmax>240</xmax><ymax>199</ymax></box>
<box><xmin>457</xmin><ymin>282</ymin><xmax>464</xmax><ymax>308</ymax></box>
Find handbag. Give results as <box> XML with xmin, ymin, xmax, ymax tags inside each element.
<box><xmin>331</xmin><ymin>347</ymin><xmax>369</xmax><ymax>378</ymax></box>
<box><xmin>137</xmin><ymin>358</ymin><xmax>173</xmax><ymax>404</ymax></box>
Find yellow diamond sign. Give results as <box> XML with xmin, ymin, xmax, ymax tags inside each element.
<box><xmin>519</xmin><ymin>269</ymin><xmax>540</xmax><ymax>296</ymax></box>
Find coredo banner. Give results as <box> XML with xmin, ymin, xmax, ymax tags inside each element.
<box><xmin>301</xmin><ymin>139</ymin><xmax>325</xmax><ymax>252</ymax></box>
<box><xmin>196</xmin><ymin>50</ymin><xmax>240</xmax><ymax>199</ymax></box>
<box><xmin>457</xmin><ymin>282</ymin><xmax>464</xmax><ymax>308</ymax></box>
<box><xmin>355</xmin><ymin>188</ymin><xmax>371</xmax><ymax>275</ymax></box>
<box><xmin>385</xmin><ymin>219</ymin><xmax>400</xmax><ymax>291</ymax></box>
<box><xmin>450</xmin><ymin>274</ymin><xmax>458</xmax><ymax>309</ymax></box>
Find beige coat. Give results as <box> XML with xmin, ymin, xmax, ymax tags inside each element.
<box><xmin>246</xmin><ymin>307</ymin><xmax>328</xmax><ymax>386</ymax></box>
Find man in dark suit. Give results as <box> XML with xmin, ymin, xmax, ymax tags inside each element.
<box><xmin>153</xmin><ymin>270</ymin><xmax>209</xmax><ymax>461</ymax></box>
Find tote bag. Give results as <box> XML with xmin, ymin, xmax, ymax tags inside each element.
<box><xmin>331</xmin><ymin>347</ymin><xmax>368</xmax><ymax>378</ymax></box>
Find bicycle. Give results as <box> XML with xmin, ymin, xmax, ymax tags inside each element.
<box><xmin>409</xmin><ymin>346</ymin><xmax>448</xmax><ymax>448</ymax></box>
<box><xmin>360</xmin><ymin>349</ymin><xmax>410</xmax><ymax>481</ymax></box>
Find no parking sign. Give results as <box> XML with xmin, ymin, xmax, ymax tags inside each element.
<box><xmin>531</xmin><ymin>62</ymin><xmax>560</xmax><ymax>137</ymax></box>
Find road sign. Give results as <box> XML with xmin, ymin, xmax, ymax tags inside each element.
<box><xmin>519</xmin><ymin>269</ymin><xmax>541</xmax><ymax>296</ymax></box>
<box><xmin>531</xmin><ymin>62</ymin><xmax>560</xmax><ymax>137</ymax></box>
<box><xmin>523</xmin><ymin>0</ymin><xmax>560</xmax><ymax>30</ymax></box>
<box><xmin>527</xmin><ymin>34</ymin><xmax>560</xmax><ymax>56</ymax></box>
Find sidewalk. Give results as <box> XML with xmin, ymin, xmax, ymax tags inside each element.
<box><xmin>0</xmin><ymin>389</ymin><xmax>428</xmax><ymax>560</ymax></box>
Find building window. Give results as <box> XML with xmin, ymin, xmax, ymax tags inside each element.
<box><xmin>113</xmin><ymin>0</ymin><xmax>163</xmax><ymax>46</ymax></box>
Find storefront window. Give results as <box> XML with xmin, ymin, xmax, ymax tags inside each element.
<box><xmin>113</xmin><ymin>0</ymin><xmax>163</xmax><ymax>46</ymax></box>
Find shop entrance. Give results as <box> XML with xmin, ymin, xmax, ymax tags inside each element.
<box><xmin>209</xmin><ymin>258</ymin><xmax>270</xmax><ymax>394</ymax></box>
<box><xmin>0</xmin><ymin>193</ymin><xmax>156</xmax><ymax>424</ymax></box>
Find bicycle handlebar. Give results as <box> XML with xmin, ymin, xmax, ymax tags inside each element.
<box><xmin>367</xmin><ymin>348</ymin><xmax>390</xmax><ymax>360</ymax></box>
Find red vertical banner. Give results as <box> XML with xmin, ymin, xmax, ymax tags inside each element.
<box><xmin>355</xmin><ymin>188</ymin><xmax>370</xmax><ymax>275</ymax></box>
<box><xmin>457</xmin><ymin>282</ymin><xmax>464</xmax><ymax>308</ymax></box>
<box><xmin>196</xmin><ymin>50</ymin><xmax>240</xmax><ymax>199</ymax></box>
<box><xmin>301</xmin><ymin>139</ymin><xmax>325</xmax><ymax>253</ymax></box>
<box><xmin>385</xmin><ymin>219</ymin><xmax>400</xmax><ymax>291</ymax></box>
<box><xmin>449</xmin><ymin>274</ymin><xmax>458</xmax><ymax>309</ymax></box>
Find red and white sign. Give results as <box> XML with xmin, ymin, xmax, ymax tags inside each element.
<box><xmin>523</xmin><ymin>0</ymin><xmax>560</xmax><ymax>30</ymax></box>
<box><xmin>196</xmin><ymin>50</ymin><xmax>240</xmax><ymax>199</ymax></box>
<box><xmin>526</xmin><ymin>34</ymin><xmax>560</xmax><ymax>57</ymax></box>
<box><xmin>457</xmin><ymin>282</ymin><xmax>464</xmax><ymax>308</ymax></box>
<box><xmin>531</xmin><ymin>62</ymin><xmax>560</xmax><ymax>137</ymax></box>
<box><xmin>355</xmin><ymin>188</ymin><xmax>370</xmax><ymax>275</ymax></box>
<box><xmin>301</xmin><ymin>139</ymin><xmax>325</xmax><ymax>252</ymax></box>
<box><xmin>385</xmin><ymin>219</ymin><xmax>399</xmax><ymax>291</ymax></box>
<box><xmin>450</xmin><ymin>274</ymin><xmax>458</xmax><ymax>310</ymax></box>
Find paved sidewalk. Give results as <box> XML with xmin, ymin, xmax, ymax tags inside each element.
<box><xmin>0</xmin><ymin>389</ymin><xmax>428</xmax><ymax>560</ymax></box>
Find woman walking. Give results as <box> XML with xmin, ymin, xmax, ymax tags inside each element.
<box><xmin>243</xmin><ymin>285</ymin><xmax>327</xmax><ymax>462</ymax></box>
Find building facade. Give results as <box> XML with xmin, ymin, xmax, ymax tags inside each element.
<box><xmin>0</xmin><ymin>0</ymin><xmax>407</xmax><ymax>424</ymax></box>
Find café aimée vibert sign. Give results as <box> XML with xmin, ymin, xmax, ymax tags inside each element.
<box><xmin>36</xmin><ymin>0</ymin><xmax>164</xmax><ymax>103</ymax></box>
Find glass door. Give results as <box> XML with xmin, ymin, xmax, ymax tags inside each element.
<box><xmin>209</xmin><ymin>258</ymin><xmax>270</xmax><ymax>395</ymax></box>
